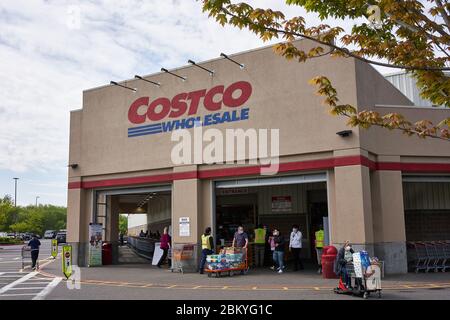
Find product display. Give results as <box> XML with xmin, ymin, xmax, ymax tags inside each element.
<box><xmin>204</xmin><ymin>247</ymin><xmax>248</xmax><ymax>276</ymax></box>
<box><xmin>206</xmin><ymin>252</ymin><xmax>244</xmax><ymax>270</ymax></box>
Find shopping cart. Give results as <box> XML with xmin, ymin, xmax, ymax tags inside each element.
<box><xmin>407</xmin><ymin>241</ymin><xmax>428</xmax><ymax>273</ymax></box>
<box><xmin>205</xmin><ymin>247</ymin><xmax>249</xmax><ymax>278</ymax></box>
<box><xmin>407</xmin><ymin>241</ymin><xmax>450</xmax><ymax>273</ymax></box>
<box><xmin>170</xmin><ymin>243</ymin><xmax>197</xmax><ymax>274</ymax></box>
<box><xmin>334</xmin><ymin>262</ymin><xmax>382</xmax><ymax>299</ymax></box>
<box><xmin>21</xmin><ymin>245</ymin><xmax>39</xmax><ymax>270</ymax></box>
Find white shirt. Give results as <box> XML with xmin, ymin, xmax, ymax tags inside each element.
<box><xmin>289</xmin><ymin>231</ymin><xmax>302</xmax><ymax>248</ymax></box>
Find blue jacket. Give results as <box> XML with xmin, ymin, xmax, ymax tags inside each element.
<box><xmin>28</xmin><ymin>238</ymin><xmax>41</xmax><ymax>250</ymax></box>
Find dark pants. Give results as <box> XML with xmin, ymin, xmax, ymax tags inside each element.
<box><xmin>157</xmin><ymin>248</ymin><xmax>168</xmax><ymax>266</ymax></box>
<box><xmin>199</xmin><ymin>248</ymin><xmax>213</xmax><ymax>273</ymax></box>
<box><xmin>342</xmin><ymin>266</ymin><xmax>351</xmax><ymax>287</ymax></box>
<box><xmin>31</xmin><ymin>250</ymin><xmax>39</xmax><ymax>268</ymax></box>
<box><xmin>254</xmin><ymin>245</ymin><xmax>265</xmax><ymax>267</ymax></box>
<box><xmin>291</xmin><ymin>248</ymin><xmax>304</xmax><ymax>270</ymax></box>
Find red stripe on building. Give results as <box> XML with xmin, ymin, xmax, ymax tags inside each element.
<box><xmin>68</xmin><ymin>156</ymin><xmax>450</xmax><ymax>189</ymax></box>
<box><xmin>377</xmin><ymin>162</ymin><xmax>450</xmax><ymax>172</ymax></box>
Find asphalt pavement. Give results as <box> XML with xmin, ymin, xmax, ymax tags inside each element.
<box><xmin>0</xmin><ymin>239</ymin><xmax>62</xmax><ymax>300</ymax></box>
<box><xmin>2</xmin><ymin>241</ymin><xmax>450</xmax><ymax>300</ymax></box>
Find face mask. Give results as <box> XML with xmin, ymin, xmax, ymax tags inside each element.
<box><xmin>273</xmin><ymin>232</ymin><xmax>279</xmax><ymax>236</ymax></box>
<box><xmin>345</xmin><ymin>246</ymin><xmax>351</xmax><ymax>251</ymax></box>
<box><xmin>293</xmin><ymin>229</ymin><xmax>298</xmax><ymax>233</ymax></box>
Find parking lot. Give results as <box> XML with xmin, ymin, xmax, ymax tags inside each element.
<box><xmin>0</xmin><ymin>239</ymin><xmax>62</xmax><ymax>300</ymax></box>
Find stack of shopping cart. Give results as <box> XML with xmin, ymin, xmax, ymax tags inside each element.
<box><xmin>407</xmin><ymin>241</ymin><xmax>450</xmax><ymax>273</ymax></box>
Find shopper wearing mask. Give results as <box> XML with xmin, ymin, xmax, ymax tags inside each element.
<box><xmin>273</xmin><ymin>228</ymin><xmax>286</xmax><ymax>274</ymax></box>
<box><xmin>232</xmin><ymin>226</ymin><xmax>248</xmax><ymax>249</ymax></box>
<box><xmin>289</xmin><ymin>224</ymin><xmax>304</xmax><ymax>271</ymax></box>
<box><xmin>268</xmin><ymin>231</ymin><xmax>277</xmax><ymax>270</ymax></box>
<box><xmin>337</xmin><ymin>241</ymin><xmax>354</xmax><ymax>288</ymax></box>
<box><xmin>232</xmin><ymin>226</ymin><xmax>249</xmax><ymax>274</ymax></box>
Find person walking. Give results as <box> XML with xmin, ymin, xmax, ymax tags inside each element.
<box><xmin>289</xmin><ymin>225</ymin><xmax>304</xmax><ymax>271</ymax></box>
<box><xmin>232</xmin><ymin>226</ymin><xmax>248</xmax><ymax>249</ymax></box>
<box><xmin>157</xmin><ymin>227</ymin><xmax>171</xmax><ymax>268</ymax></box>
<box><xmin>120</xmin><ymin>232</ymin><xmax>124</xmax><ymax>246</ymax></box>
<box><xmin>268</xmin><ymin>231</ymin><xmax>277</xmax><ymax>270</ymax></box>
<box><xmin>232</xmin><ymin>226</ymin><xmax>248</xmax><ymax>274</ymax></box>
<box><xmin>28</xmin><ymin>235</ymin><xmax>41</xmax><ymax>270</ymax></box>
<box><xmin>199</xmin><ymin>227</ymin><xmax>214</xmax><ymax>274</ymax></box>
<box><xmin>253</xmin><ymin>224</ymin><xmax>266</xmax><ymax>268</ymax></box>
<box><xmin>315</xmin><ymin>225</ymin><xmax>325</xmax><ymax>274</ymax></box>
<box><xmin>273</xmin><ymin>229</ymin><xmax>286</xmax><ymax>273</ymax></box>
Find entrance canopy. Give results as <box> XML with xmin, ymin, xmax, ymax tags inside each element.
<box><xmin>96</xmin><ymin>185</ymin><xmax>172</xmax><ymax>196</ymax></box>
<box><xmin>215</xmin><ymin>173</ymin><xmax>327</xmax><ymax>188</ymax></box>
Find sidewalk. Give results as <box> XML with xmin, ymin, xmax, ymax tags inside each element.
<box><xmin>39</xmin><ymin>258</ymin><xmax>450</xmax><ymax>291</ymax></box>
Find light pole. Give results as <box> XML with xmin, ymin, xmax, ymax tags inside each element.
<box><xmin>35</xmin><ymin>196</ymin><xmax>40</xmax><ymax>207</ymax></box>
<box><xmin>13</xmin><ymin>178</ymin><xmax>19</xmax><ymax>207</ymax></box>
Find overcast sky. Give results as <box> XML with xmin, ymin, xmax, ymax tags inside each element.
<box><xmin>0</xmin><ymin>0</ymin><xmax>392</xmax><ymax>206</ymax></box>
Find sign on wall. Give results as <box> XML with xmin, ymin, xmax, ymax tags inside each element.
<box><xmin>216</xmin><ymin>188</ymin><xmax>249</xmax><ymax>196</ymax></box>
<box><xmin>88</xmin><ymin>223</ymin><xmax>103</xmax><ymax>267</ymax></box>
<box><xmin>271</xmin><ymin>196</ymin><xmax>292</xmax><ymax>212</ymax></box>
<box><xmin>179</xmin><ymin>217</ymin><xmax>190</xmax><ymax>237</ymax></box>
<box><xmin>127</xmin><ymin>81</ymin><xmax>252</xmax><ymax>138</ymax></box>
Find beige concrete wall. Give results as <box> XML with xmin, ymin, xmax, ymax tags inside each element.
<box><xmin>333</xmin><ymin>164</ymin><xmax>374</xmax><ymax>245</ymax></box>
<box><xmin>172</xmin><ymin>165</ymin><xmax>199</xmax><ymax>244</ymax></box>
<box><xmin>199</xmin><ymin>180</ymin><xmax>214</xmax><ymax>240</ymax></box>
<box><xmin>355</xmin><ymin>60</ymin><xmax>450</xmax><ymax>156</ymax></box>
<box><xmin>371</xmin><ymin>169</ymin><xmax>406</xmax><ymax>242</ymax></box>
<box><xmin>70</xmin><ymin>39</ymin><xmax>362</xmax><ymax>178</ymax></box>
<box><xmin>66</xmin><ymin>188</ymin><xmax>83</xmax><ymax>243</ymax></box>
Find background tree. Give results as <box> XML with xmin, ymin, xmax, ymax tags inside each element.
<box><xmin>119</xmin><ymin>214</ymin><xmax>128</xmax><ymax>235</ymax></box>
<box><xmin>202</xmin><ymin>0</ymin><xmax>450</xmax><ymax>140</ymax></box>
<box><xmin>0</xmin><ymin>195</ymin><xmax>66</xmax><ymax>236</ymax></box>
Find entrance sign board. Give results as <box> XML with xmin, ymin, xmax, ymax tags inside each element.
<box><xmin>271</xmin><ymin>196</ymin><xmax>292</xmax><ymax>212</ymax></box>
<box><xmin>88</xmin><ymin>223</ymin><xmax>103</xmax><ymax>266</ymax></box>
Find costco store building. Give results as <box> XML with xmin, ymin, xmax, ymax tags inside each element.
<box><xmin>67</xmin><ymin>40</ymin><xmax>450</xmax><ymax>274</ymax></box>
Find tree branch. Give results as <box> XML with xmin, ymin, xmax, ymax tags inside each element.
<box><xmin>220</xmin><ymin>7</ymin><xmax>450</xmax><ymax>71</ymax></box>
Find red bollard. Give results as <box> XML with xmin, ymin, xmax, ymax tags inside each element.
<box><xmin>321</xmin><ymin>245</ymin><xmax>339</xmax><ymax>279</ymax></box>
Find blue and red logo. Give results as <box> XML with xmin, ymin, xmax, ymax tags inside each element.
<box><xmin>127</xmin><ymin>81</ymin><xmax>252</xmax><ymax>137</ymax></box>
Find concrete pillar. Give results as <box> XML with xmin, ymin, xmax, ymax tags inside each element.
<box><xmin>371</xmin><ymin>156</ymin><xmax>407</xmax><ymax>274</ymax></box>
<box><xmin>106</xmin><ymin>195</ymin><xmax>120</xmax><ymax>264</ymax></box>
<box><xmin>332</xmin><ymin>151</ymin><xmax>374</xmax><ymax>255</ymax></box>
<box><xmin>171</xmin><ymin>165</ymin><xmax>201</xmax><ymax>271</ymax></box>
<box><xmin>172</xmin><ymin>165</ymin><xmax>200</xmax><ymax>245</ymax></box>
<box><xmin>67</xmin><ymin>185</ymin><xmax>89</xmax><ymax>267</ymax></box>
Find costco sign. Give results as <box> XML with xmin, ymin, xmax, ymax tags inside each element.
<box><xmin>127</xmin><ymin>81</ymin><xmax>252</xmax><ymax>137</ymax></box>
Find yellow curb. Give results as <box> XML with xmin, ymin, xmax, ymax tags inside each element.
<box><xmin>36</xmin><ymin>261</ymin><xmax>450</xmax><ymax>293</ymax></box>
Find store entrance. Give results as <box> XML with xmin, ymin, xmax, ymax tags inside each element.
<box><xmin>93</xmin><ymin>185</ymin><xmax>172</xmax><ymax>265</ymax></box>
<box><xmin>307</xmin><ymin>190</ymin><xmax>328</xmax><ymax>263</ymax></box>
<box><xmin>214</xmin><ymin>177</ymin><xmax>329</xmax><ymax>270</ymax></box>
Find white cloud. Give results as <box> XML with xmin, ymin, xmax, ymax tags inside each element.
<box><xmin>0</xmin><ymin>0</ymin><xmax>368</xmax><ymax>204</ymax></box>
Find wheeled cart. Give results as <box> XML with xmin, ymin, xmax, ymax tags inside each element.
<box><xmin>334</xmin><ymin>262</ymin><xmax>382</xmax><ymax>299</ymax></box>
<box><xmin>204</xmin><ymin>247</ymin><xmax>248</xmax><ymax>278</ymax></box>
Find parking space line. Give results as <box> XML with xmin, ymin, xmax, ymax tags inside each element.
<box><xmin>15</xmin><ymin>282</ymin><xmax>52</xmax><ymax>285</ymax></box>
<box><xmin>0</xmin><ymin>293</ymin><xmax>36</xmax><ymax>297</ymax></box>
<box><xmin>0</xmin><ymin>272</ymin><xmax>37</xmax><ymax>294</ymax></box>
<box><xmin>7</xmin><ymin>287</ymin><xmax>47</xmax><ymax>290</ymax></box>
<box><xmin>33</xmin><ymin>277</ymin><xmax>62</xmax><ymax>300</ymax></box>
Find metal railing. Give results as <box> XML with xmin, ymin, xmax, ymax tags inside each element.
<box><xmin>127</xmin><ymin>236</ymin><xmax>157</xmax><ymax>259</ymax></box>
